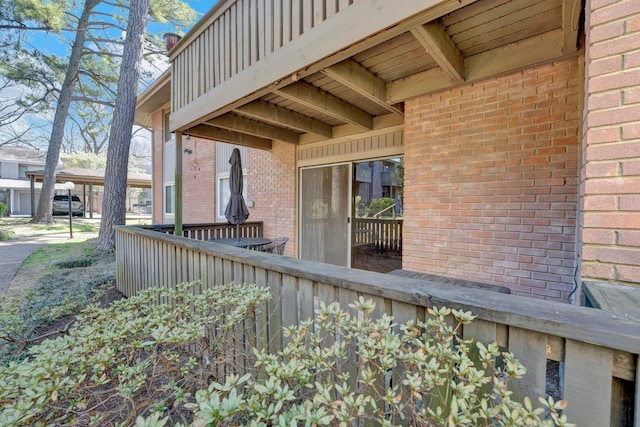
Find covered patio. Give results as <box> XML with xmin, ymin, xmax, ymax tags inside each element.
<box><xmin>26</xmin><ymin>168</ymin><xmax>151</xmax><ymax>218</ymax></box>
<box><xmin>124</xmin><ymin>0</ymin><xmax>639</xmax><ymax>424</ymax></box>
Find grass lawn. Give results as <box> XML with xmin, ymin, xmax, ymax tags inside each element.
<box><xmin>0</xmin><ymin>215</ymin><xmax>151</xmax><ymax>240</ymax></box>
<box><xmin>1</xmin><ymin>235</ymin><xmax>119</xmax><ymax>363</ymax></box>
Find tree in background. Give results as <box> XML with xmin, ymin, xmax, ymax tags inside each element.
<box><xmin>95</xmin><ymin>0</ymin><xmax>150</xmax><ymax>251</ymax></box>
<box><xmin>0</xmin><ymin>0</ymin><xmax>196</xmax><ymax>224</ymax></box>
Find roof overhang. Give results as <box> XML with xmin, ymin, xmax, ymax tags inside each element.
<box><xmin>134</xmin><ymin>70</ymin><xmax>172</xmax><ymax>129</ymax></box>
<box><xmin>140</xmin><ymin>0</ymin><xmax>584</xmax><ymax>150</ymax></box>
<box><xmin>26</xmin><ymin>168</ymin><xmax>152</xmax><ymax>189</ymax></box>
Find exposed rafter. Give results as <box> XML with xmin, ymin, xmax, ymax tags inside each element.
<box><xmin>387</xmin><ymin>29</ymin><xmax>565</xmax><ymax>103</ymax></box>
<box><xmin>562</xmin><ymin>0</ymin><xmax>582</xmax><ymax>54</ymax></box>
<box><xmin>410</xmin><ymin>22</ymin><xmax>465</xmax><ymax>82</ymax></box>
<box><xmin>274</xmin><ymin>82</ymin><xmax>373</xmax><ymax>130</ymax></box>
<box><xmin>321</xmin><ymin>60</ymin><xmax>403</xmax><ymax>116</ymax></box>
<box><xmin>236</xmin><ymin>100</ymin><xmax>333</xmax><ymax>138</ymax></box>
<box><xmin>207</xmin><ymin>114</ymin><xmax>300</xmax><ymax>144</ymax></box>
<box><xmin>187</xmin><ymin>124</ymin><xmax>272</xmax><ymax>150</ymax></box>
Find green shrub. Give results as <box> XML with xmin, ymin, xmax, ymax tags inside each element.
<box><xmin>0</xmin><ymin>284</ymin><xmax>571</xmax><ymax>427</ymax></box>
<box><xmin>0</xmin><ymin>229</ymin><xmax>16</xmax><ymax>241</ymax></box>
<box><xmin>0</xmin><ymin>201</ymin><xmax>7</xmax><ymax>217</ymax></box>
<box><xmin>188</xmin><ymin>299</ymin><xmax>571</xmax><ymax>427</ymax></box>
<box><xmin>0</xmin><ymin>282</ymin><xmax>270</xmax><ymax>426</ymax></box>
<box><xmin>368</xmin><ymin>197</ymin><xmax>395</xmax><ymax>217</ymax></box>
<box><xmin>55</xmin><ymin>256</ymin><xmax>94</xmax><ymax>268</ymax></box>
<box><xmin>0</xmin><ymin>258</ymin><xmax>115</xmax><ymax>363</ymax></box>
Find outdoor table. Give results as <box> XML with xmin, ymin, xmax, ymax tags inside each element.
<box><xmin>209</xmin><ymin>237</ymin><xmax>272</xmax><ymax>250</ymax></box>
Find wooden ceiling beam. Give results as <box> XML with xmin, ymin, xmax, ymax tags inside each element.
<box><xmin>387</xmin><ymin>29</ymin><xmax>565</xmax><ymax>103</ymax></box>
<box><xmin>410</xmin><ymin>22</ymin><xmax>465</xmax><ymax>82</ymax></box>
<box><xmin>321</xmin><ymin>60</ymin><xmax>403</xmax><ymax>116</ymax></box>
<box><xmin>236</xmin><ymin>100</ymin><xmax>333</xmax><ymax>138</ymax></box>
<box><xmin>207</xmin><ymin>114</ymin><xmax>300</xmax><ymax>144</ymax></box>
<box><xmin>562</xmin><ymin>0</ymin><xmax>582</xmax><ymax>54</ymax></box>
<box><xmin>187</xmin><ymin>124</ymin><xmax>272</xmax><ymax>150</ymax></box>
<box><xmin>274</xmin><ymin>82</ymin><xmax>373</xmax><ymax>130</ymax></box>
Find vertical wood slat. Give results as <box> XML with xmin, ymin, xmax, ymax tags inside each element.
<box><xmin>338</xmin><ymin>287</ymin><xmax>359</xmax><ymax>391</ymax></box>
<box><xmin>313</xmin><ymin>0</ymin><xmax>324</xmax><ymax>26</ymax></box>
<box><xmin>230</xmin><ymin>4</ymin><xmax>237</xmax><ymax>77</ymax></box>
<box><xmin>241</xmin><ymin>0</ymin><xmax>249</xmax><ymax>69</ymax></box>
<box><xmin>192</xmin><ymin>37</ymin><xmax>198</xmax><ymax>101</ymax></box>
<box><xmin>302</xmin><ymin>0</ymin><xmax>312</xmax><ymax>32</ymax></box>
<box><xmin>281</xmin><ymin>275</ymin><xmax>298</xmax><ymax>345</ymax></box>
<box><xmin>224</xmin><ymin>10</ymin><xmax>231</xmax><ymax>80</ymax></box>
<box><xmin>298</xmin><ymin>277</ymin><xmax>315</xmax><ymax>322</ymax></box>
<box><xmin>282</xmin><ymin>0</ymin><xmax>291</xmax><ymax>44</ymax></box>
<box><xmin>564</xmin><ymin>340</ymin><xmax>613</xmax><ymax>426</ymax></box>
<box><xmin>265</xmin><ymin>0</ymin><xmax>273</xmax><ymax>54</ymax></box>
<box><xmin>254</xmin><ymin>267</ymin><xmax>269</xmax><ymax>351</ymax></box>
<box><xmin>291</xmin><ymin>0</ymin><xmax>301</xmax><ymax>38</ymax></box>
<box><xmin>273</xmin><ymin>0</ymin><xmax>282</xmax><ymax>49</ymax></box>
<box><xmin>508</xmin><ymin>328</ymin><xmax>547</xmax><ymax>403</ymax></box>
<box><xmin>250</xmin><ymin>0</ymin><xmax>258</xmax><ymax>64</ymax></box>
<box><xmin>267</xmin><ymin>270</ymin><xmax>283</xmax><ymax>354</ymax></box>
<box><xmin>258</xmin><ymin>0</ymin><xmax>266</xmax><ymax>60</ymax></box>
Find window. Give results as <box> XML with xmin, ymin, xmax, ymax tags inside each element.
<box><xmin>164</xmin><ymin>183</ymin><xmax>175</xmax><ymax>215</ymax></box>
<box><xmin>217</xmin><ymin>172</ymin><xmax>246</xmax><ymax>221</ymax></box>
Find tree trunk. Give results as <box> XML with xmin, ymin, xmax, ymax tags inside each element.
<box><xmin>31</xmin><ymin>0</ymin><xmax>100</xmax><ymax>224</ymax></box>
<box><xmin>95</xmin><ymin>0</ymin><xmax>150</xmax><ymax>251</ymax></box>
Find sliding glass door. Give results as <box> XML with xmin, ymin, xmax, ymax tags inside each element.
<box><xmin>299</xmin><ymin>164</ymin><xmax>351</xmax><ymax>267</ymax></box>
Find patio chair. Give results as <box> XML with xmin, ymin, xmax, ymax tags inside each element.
<box><xmin>264</xmin><ymin>237</ymin><xmax>288</xmax><ymax>255</ymax></box>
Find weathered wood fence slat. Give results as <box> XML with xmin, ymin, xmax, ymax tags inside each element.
<box><xmin>142</xmin><ymin>221</ymin><xmax>263</xmax><ymax>241</ymax></box>
<box><xmin>115</xmin><ymin>226</ymin><xmax>640</xmax><ymax>426</ymax></box>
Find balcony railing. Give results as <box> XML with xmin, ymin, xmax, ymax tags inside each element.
<box><xmin>141</xmin><ymin>221</ymin><xmax>263</xmax><ymax>241</ymax></box>
<box><xmin>115</xmin><ymin>225</ymin><xmax>639</xmax><ymax>426</ymax></box>
<box><xmin>353</xmin><ymin>217</ymin><xmax>402</xmax><ymax>254</ymax></box>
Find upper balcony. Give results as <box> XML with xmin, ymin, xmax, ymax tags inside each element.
<box><xmin>166</xmin><ymin>0</ymin><xmax>583</xmax><ymax>150</ymax></box>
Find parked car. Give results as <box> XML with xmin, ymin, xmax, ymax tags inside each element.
<box><xmin>52</xmin><ymin>194</ymin><xmax>84</xmax><ymax>217</ymax></box>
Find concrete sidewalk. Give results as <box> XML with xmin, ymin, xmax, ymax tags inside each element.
<box><xmin>0</xmin><ymin>233</ymin><xmax>95</xmax><ymax>296</ymax></box>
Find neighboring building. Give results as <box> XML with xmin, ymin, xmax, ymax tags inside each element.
<box><xmin>0</xmin><ymin>146</ymin><xmax>64</xmax><ymax>216</ymax></box>
<box><xmin>135</xmin><ymin>0</ymin><xmax>640</xmax><ymax>304</ymax></box>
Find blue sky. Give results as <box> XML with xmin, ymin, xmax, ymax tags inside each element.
<box><xmin>2</xmin><ymin>1</ymin><xmax>219</xmax><ymax>148</ymax></box>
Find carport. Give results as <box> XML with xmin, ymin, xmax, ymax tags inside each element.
<box><xmin>26</xmin><ymin>168</ymin><xmax>152</xmax><ymax>218</ymax></box>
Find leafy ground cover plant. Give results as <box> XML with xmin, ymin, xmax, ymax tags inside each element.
<box><xmin>0</xmin><ymin>282</ymin><xmax>270</xmax><ymax>426</ymax></box>
<box><xmin>0</xmin><ymin>243</ymin><xmax>116</xmax><ymax>363</ymax></box>
<box><xmin>188</xmin><ymin>298</ymin><xmax>572</xmax><ymax>427</ymax></box>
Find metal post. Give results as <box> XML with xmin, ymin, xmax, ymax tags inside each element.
<box><xmin>67</xmin><ymin>188</ymin><xmax>73</xmax><ymax>239</ymax></box>
<box><xmin>64</xmin><ymin>181</ymin><xmax>75</xmax><ymax>239</ymax></box>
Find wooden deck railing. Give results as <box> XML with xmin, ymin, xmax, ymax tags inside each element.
<box><xmin>353</xmin><ymin>217</ymin><xmax>402</xmax><ymax>254</ymax></box>
<box><xmin>141</xmin><ymin>221</ymin><xmax>263</xmax><ymax>241</ymax></box>
<box><xmin>115</xmin><ymin>226</ymin><xmax>639</xmax><ymax>426</ymax></box>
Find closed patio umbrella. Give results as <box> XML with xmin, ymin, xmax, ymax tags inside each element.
<box><xmin>224</xmin><ymin>147</ymin><xmax>249</xmax><ymax>241</ymax></box>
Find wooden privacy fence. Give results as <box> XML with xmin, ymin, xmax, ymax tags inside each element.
<box><xmin>115</xmin><ymin>226</ymin><xmax>640</xmax><ymax>427</ymax></box>
<box><xmin>353</xmin><ymin>218</ymin><xmax>402</xmax><ymax>254</ymax></box>
<box><xmin>141</xmin><ymin>221</ymin><xmax>263</xmax><ymax>241</ymax></box>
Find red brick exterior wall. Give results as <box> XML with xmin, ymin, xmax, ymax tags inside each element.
<box><xmin>403</xmin><ymin>58</ymin><xmax>580</xmax><ymax>301</ymax></box>
<box><xmin>580</xmin><ymin>0</ymin><xmax>640</xmax><ymax>286</ymax></box>
<box><xmin>247</xmin><ymin>141</ymin><xmax>297</xmax><ymax>256</ymax></box>
<box><xmin>181</xmin><ymin>138</ymin><xmax>217</xmax><ymax>223</ymax></box>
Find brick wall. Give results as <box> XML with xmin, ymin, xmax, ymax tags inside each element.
<box><xmin>181</xmin><ymin>137</ymin><xmax>217</xmax><ymax>223</ymax></box>
<box><xmin>247</xmin><ymin>141</ymin><xmax>297</xmax><ymax>256</ymax></box>
<box><xmin>581</xmin><ymin>0</ymin><xmax>640</xmax><ymax>285</ymax></box>
<box><xmin>403</xmin><ymin>58</ymin><xmax>580</xmax><ymax>301</ymax></box>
